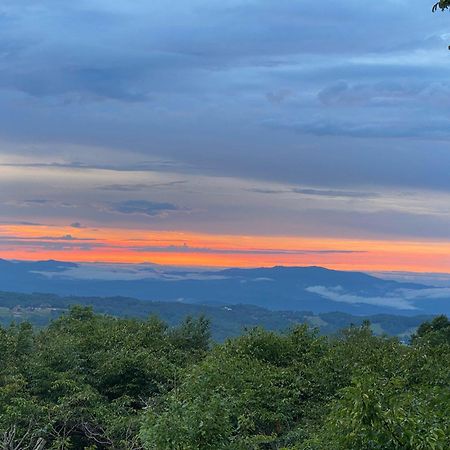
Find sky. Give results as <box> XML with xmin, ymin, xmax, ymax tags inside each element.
<box><xmin>1</xmin><ymin>0</ymin><xmax>450</xmax><ymax>272</ymax></box>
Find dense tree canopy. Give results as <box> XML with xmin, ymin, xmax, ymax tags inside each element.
<box><xmin>0</xmin><ymin>307</ymin><xmax>448</xmax><ymax>449</ymax></box>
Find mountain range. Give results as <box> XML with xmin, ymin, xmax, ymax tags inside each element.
<box><xmin>1</xmin><ymin>259</ymin><xmax>449</xmax><ymax>316</ymax></box>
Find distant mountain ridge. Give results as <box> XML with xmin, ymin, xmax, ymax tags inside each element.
<box><xmin>0</xmin><ymin>259</ymin><xmax>449</xmax><ymax>316</ymax></box>
<box><xmin>216</xmin><ymin>265</ymin><xmax>425</xmax><ymax>290</ymax></box>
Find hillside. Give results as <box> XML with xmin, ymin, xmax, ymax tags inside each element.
<box><xmin>0</xmin><ymin>291</ymin><xmax>433</xmax><ymax>341</ymax></box>
<box><xmin>0</xmin><ymin>307</ymin><xmax>448</xmax><ymax>449</ymax></box>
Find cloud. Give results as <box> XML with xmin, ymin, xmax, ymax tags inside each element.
<box><xmin>0</xmin><ymin>221</ymin><xmax>44</xmax><ymax>226</ymax></box>
<box><xmin>96</xmin><ymin>181</ymin><xmax>186</xmax><ymax>192</ymax></box>
<box><xmin>96</xmin><ymin>184</ymin><xmax>151</xmax><ymax>192</ymax></box>
<box><xmin>371</xmin><ymin>271</ymin><xmax>450</xmax><ymax>288</ymax></box>
<box><xmin>0</xmin><ymin>234</ymin><xmax>100</xmax><ymax>251</ymax></box>
<box><xmin>110</xmin><ymin>200</ymin><xmax>180</xmax><ymax>217</ymax></box>
<box><xmin>266</xmin><ymin>89</ymin><xmax>294</xmax><ymax>104</ymax></box>
<box><xmin>396</xmin><ymin>287</ymin><xmax>450</xmax><ymax>300</ymax></box>
<box><xmin>9</xmin><ymin>198</ymin><xmax>78</xmax><ymax>209</ymax></box>
<box><xmin>248</xmin><ymin>188</ymin><xmax>286</xmax><ymax>195</ymax></box>
<box><xmin>70</xmin><ymin>222</ymin><xmax>86</xmax><ymax>229</ymax></box>
<box><xmin>2</xmin><ymin>0</ymin><xmax>450</xmax><ymax>242</ymax></box>
<box><xmin>291</xmin><ymin>188</ymin><xmax>379</xmax><ymax>199</ymax></box>
<box><xmin>306</xmin><ymin>285</ymin><xmax>450</xmax><ymax>310</ymax></box>
<box><xmin>249</xmin><ymin>187</ymin><xmax>379</xmax><ymax>199</ymax></box>
<box><xmin>0</xmin><ymin>234</ymin><xmax>96</xmax><ymax>243</ymax></box>
<box><xmin>23</xmin><ymin>199</ymin><xmax>49</xmax><ymax>205</ymax></box>
<box><xmin>264</xmin><ymin>116</ymin><xmax>450</xmax><ymax>140</ymax></box>
<box><xmin>317</xmin><ymin>81</ymin><xmax>434</xmax><ymax>107</ymax></box>
<box><xmin>305</xmin><ymin>285</ymin><xmax>417</xmax><ymax>310</ymax></box>
<box><xmin>0</xmin><ymin>159</ymin><xmax>188</xmax><ymax>173</ymax></box>
<box><xmin>129</xmin><ymin>244</ymin><xmax>365</xmax><ymax>255</ymax></box>
<box><xmin>35</xmin><ymin>263</ymin><xmax>230</xmax><ymax>282</ymax></box>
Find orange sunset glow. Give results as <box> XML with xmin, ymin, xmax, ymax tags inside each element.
<box><xmin>2</xmin><ymin>223</ymin><xmax>450</xmax><ymax>273</ymax></box>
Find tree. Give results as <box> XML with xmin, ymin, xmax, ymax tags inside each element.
<box><xmin>141</xmin><ymin>326</ymin><xmax>329</xmax><ymax>449</ymax></box>
<box><xmin>412</xmin><ymin>314</ymin><xmax>450</xmax><ymax>346</ymax></box>
<box><xmin>301</xmin><ymin>373</ymin><xmax>450</xmax><ymax>449</ymax></box>
<box><xmin>0</xmin><ymin>307</ymin><xmax>448</xmax><ymax>449</ymax></box>
<box><xmin>432</xmin><ymin>0</ymin><xmax>450</xmax><ymax>12</ymax></box>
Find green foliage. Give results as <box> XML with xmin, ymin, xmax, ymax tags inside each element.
<box><xmin>433</xmin><ymin>0</ymin><xmax>450</xmax><ymax>12</ymax></box>
<box><xmin>412</xmin><ymin>314</ymin><xmax>450</xmax><ymax>346</ymax></box>
<box><xmin>0</xmin><ymin>307</ymin><xmax>211</xmax><ymax>449</ymax></box>
<box><xmin>302</xmin><ymin>375</ymin><xmax>449</xmax><ymax>449</ymax></box>
<box><xmin>141</xmin><ymin>327</ymin><xmax>318</xmax><ymax>449</ymax></box>
<box><xmin>0</xmin><ymin>291</ymin><xmax>434</xmax><ymax>341</ymax></box>
<box><xmin>0</xmin><ymin>307</ymin><xmax>448</xmax><ymax>449</ymax></box>
<box><xmin>299</xmin><ymin>322</ymin><xmax>450</xmax><ymax>450</ymax></box>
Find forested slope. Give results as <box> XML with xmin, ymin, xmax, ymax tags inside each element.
<box><xmin>0</xmin><ymin>308</ymin><xmax>449</xmax><ymax>449</ymax></box>
<box><xmin>0</xmin><ymin>291</ymin><xmax>432</xmax><ymax>341</ymax></box>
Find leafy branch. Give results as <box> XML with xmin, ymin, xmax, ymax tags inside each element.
<box><xmin>432</xmin><ymin>0</ymin><xmax>450</xmax><ymax>12</ymax></box>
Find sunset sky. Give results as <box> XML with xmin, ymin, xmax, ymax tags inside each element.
<box><xmin>1</xmin><ymin>0</ymin><xmax>450</xmax><ymax>272</ymax></box>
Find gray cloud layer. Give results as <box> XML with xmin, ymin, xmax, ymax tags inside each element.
<box><xmin>1</xmin><ymin>0</ymin><xmax>450</xmax><ymax>240</ymax></box>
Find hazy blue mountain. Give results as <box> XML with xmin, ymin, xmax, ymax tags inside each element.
<box><xmin>0</xmin><ymin>259</ymin><xmax>449</xmax><ymax>316</ymax></box>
